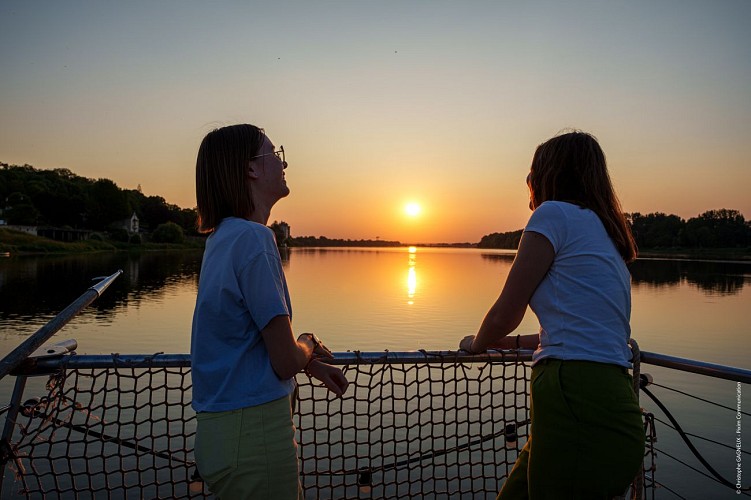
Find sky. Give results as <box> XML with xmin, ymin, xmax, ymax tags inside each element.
<box><xmin>1</xmin><ymin>1</ymin><xmax>749</xmax><ymax>243</ymax></box>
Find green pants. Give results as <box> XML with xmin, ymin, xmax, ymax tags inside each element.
<box><xmin>195</xmin><ymin>393</ymin><xmax>302</xmax><ymax>500</ymax></box>
<box><xmin>498</xmin><ymin>359</ymin><xmax>645</xmax><ymax>500</ymax></box>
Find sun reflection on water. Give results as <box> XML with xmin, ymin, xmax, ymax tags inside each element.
<box><xmin>407</xmin><ymin>246</ymin><xmax>417</xmax><ymax>304</ymax></box>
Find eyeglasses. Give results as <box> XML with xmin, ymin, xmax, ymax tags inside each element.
<box><xmin>250</xmin><ymin>145</ymin><xmax>285</xmax><ymax>165</ymax></box>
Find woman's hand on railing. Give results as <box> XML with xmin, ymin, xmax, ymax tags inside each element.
<box><xmin>305</xmin><ymin>359</ymin><xmax>349</xmax><ymax>397</ymax></box>
<box><xmin>459</xmin><ymin>335</ymin><xmax>483</xmax><ymax>353</ymax></box>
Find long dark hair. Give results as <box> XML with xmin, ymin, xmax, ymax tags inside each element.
<box><xmin>195</xmin><ymin>124</ymin><xmax>265</xmax><ymax>233</ymax></box>
<box><xmin>528</xmin><ymin>131</ymin><xmax>637</xmax><ymax>262</ymax></box>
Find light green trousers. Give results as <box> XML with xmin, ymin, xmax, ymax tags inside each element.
<box><xmin>498</xmin><ymin>359</ymin><xmax>645</xmax><ymax>500</ymax></box>
<box><xmin>195</xmin><ymin>393</ymin><xmax>302</xmax><ymax>500</ymax></box>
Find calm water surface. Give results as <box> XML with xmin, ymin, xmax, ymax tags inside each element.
<box><xmin>1</xmin><ymin>248</ymin><xmax>749</xmax><ymax>362</ymax></box>
<box><xmin>0</xmin><ymin>248</ymin><xmax>748</xmax><ymax>498</ymax></box>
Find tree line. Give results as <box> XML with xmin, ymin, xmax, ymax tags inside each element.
<box><xmin>0</xmin><ymin>163</ymin><xmax>197</xmax><ymax>238</ymax></box>
<box><xmin>288</xmin><ymin>235</ymin><xmax>401</xmax><ymax>247</ymax></box>
<box><xmin>478</xmin><ymin>209</ymin><xmax>750</xmax><ymax>249</ymax></box>
<box><xmin>4</xmin><ymin>163</ymin><xmax>749</xmax><ymax>250</ymax></box>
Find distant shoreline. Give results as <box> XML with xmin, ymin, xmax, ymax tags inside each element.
<box><xmin>3</xmin><ymin>228</ymin><xmax>750</xmax><ymax>261</ymax></box>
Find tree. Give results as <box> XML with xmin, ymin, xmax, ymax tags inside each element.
<box><xmin>684</xmin><ymin>209</ymin><xmax>749</xmax><ymax>248</ymax></box>
<box><xmin>5</xmin><ymin>204</ymin><xmax>39</xmax><ymax>225</ymax></box>
<box><xmin>628</xmin><ymin>212</ymin><xmax>684</xmax><ymax>248</ymax></box>
<box><xmin>151</xmin><ymin>222</ymin><xmax>185</xmax><ymax>244</ymax></box>
<box><xmin>86</xmin><ymin>179</ymin><xmax>130</xmax><ymax>230</ymax></box>
<box><xmin>3</xmin><ymin>192</ymin><xmax>39</xmax><ymax>225</ymax></box>
<box><xmin>478</xmin><ymin>229</ymin><xmax>523</xmax><ymax>249</ymax></box>
<box><xmin>139</xmin><ymin>195</ymin><xmax>173</xmax><ymax>230</ymax></box>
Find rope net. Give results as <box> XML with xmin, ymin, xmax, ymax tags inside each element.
<box><xmin>0</xmin><ymin>352</ymin><xmax>653</xmax><ymax>499</ymax></box>
<box><xmin>296</xmin><ymin>352</ymin><xmax>530</xmax><ymax>498</ymax></box>
<box><xmin>5</xmin><ymin>362</ymin><xmax>198</xmax><ymax>498</ymax></box>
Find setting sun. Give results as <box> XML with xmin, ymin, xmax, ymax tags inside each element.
<box><xmin>405</xmin><ymin>202</ymin><xmax>422</xmax><ymax>217</ymax></box>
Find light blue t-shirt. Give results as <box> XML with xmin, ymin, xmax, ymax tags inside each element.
<box><xmin>526</xmin><ymin>201</ymin><xmax>633</xmax><ymax>368</ymax></box>
<box><xmin>191</xmin><ymin>217</ymin><xmax>294</xmax><ymax>412</ymax></box>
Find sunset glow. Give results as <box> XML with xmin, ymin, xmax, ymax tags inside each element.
<box><xmin>405</xmin><ymin>202</ymin><xmax>422</xmax><ymax>217</ymax></box>
<box><xmin>0</xmin><ymin>3</ymin><xmax>749</xmax><ymax>244</ymax></box>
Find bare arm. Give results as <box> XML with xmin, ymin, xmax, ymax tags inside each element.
<box><xmin>477</xmin><ymin>332</ymin><xmax>541</xmax><ymax>350</ymax></box>
<box><xmin>261</xmin><ymin>315</ymin><xmax>315</xmax><ymax>380</ymax></box>
<box><xmin>460</xmin><ymin>231</ymin><xmax>555</xmax><ymax>353</ymax></box>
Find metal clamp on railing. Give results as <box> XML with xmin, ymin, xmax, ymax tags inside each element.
<box><xmin>10</xmin><ymin>339</ymin><xmax>78</xmax><ymax>377</ymax></box>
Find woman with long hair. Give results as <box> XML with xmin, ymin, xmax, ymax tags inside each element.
<box><xmin>191</xmin><ymin>124</ymin><xmax>348</xmax><ymax>499</ymax></box>
<box><xmin>460</xmin><ymin>131</ymin><xmax>644</xmax><ymax>498</ymax></box>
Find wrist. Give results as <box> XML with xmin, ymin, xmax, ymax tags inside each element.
<box><xmin>469</xmin><ymin>338</ymin><xmax>483</xmax><ymax>353</ymax></box>
<box><xmin>303</xmin><ymin>357</ymin><xmax>315</xmax><ymax>377</ymax></box>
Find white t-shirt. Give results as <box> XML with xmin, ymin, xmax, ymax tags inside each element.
<box><xmin>191</xmin><ymin>217</ymin><xmax>294</xmax><ymax>412</ymax></box>
<box><xmin>525</xmin><ymin>201</ymin><xmax>633</xmax><ymax>368</ymax></box>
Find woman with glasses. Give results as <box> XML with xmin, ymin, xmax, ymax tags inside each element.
<box><xmin>191</xmin><ymin>124</ymin><xmax>348</xmax><ymax>499</ymax></box>
<box><xmin>459</xmin><ymin>131</ymin><xmax>644</xmax><ymax>499</ymax></box>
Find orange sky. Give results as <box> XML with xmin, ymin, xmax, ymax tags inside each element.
<box><xmin>1</xmin><ymin>2</ymin><xmax>749</xmax><ymax>243</ymax></box>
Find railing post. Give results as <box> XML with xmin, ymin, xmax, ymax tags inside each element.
<box><xmin>0</xmin><ymin>374</ymin><xmax>29</xmax><ymax>496</ymax></box>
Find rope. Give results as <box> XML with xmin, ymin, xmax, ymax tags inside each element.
<box><xmin>649</xmin><ymin>381</ymin><xmax>751</xmax><ymax>417</ymax></box>
<box><xmin>641</xmin><ymin>384</ymin><xmax>749</xmax><ymax>492</ymax></box>
<box><xmin>650</xmin><ymin>415</ymin><xmax>751</xmax><ymax>455</ymax></box>
<box><xmin>651</xmin><ymin>479</ymin><xmax>689</xmax><ymax>499</ymax></box>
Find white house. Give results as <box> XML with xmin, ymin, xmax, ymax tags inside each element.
<box><xmin>120</xmin><ymin>212</ymin><xmax>140</xmax><ymax>234</ymax></box>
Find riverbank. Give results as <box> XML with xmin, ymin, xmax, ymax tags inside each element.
<box><xmin>3</xmin><ymin>228</ymin><xmax>750</xmax><ymax>261</ymax></box>
<box><xmin>0</xmin><ymin>228</ymin><xmax>204</xmax><ymax>255</ymax></box>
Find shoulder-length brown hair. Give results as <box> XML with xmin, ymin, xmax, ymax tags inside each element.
<box><xmin>195</xmin><ymin>124</ymin><xmax>265</xmax><ymax>233</ymax></box>
<box><xmin>528</xmin><ymin>131</ymin><xmax>637</xmax><ymax>262</ymax></box>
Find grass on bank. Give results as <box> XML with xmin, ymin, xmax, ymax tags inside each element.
<box><xmin>0</xmin><ymin>228</ymin><xmax>204</xmax><ymax>255</ymax></box>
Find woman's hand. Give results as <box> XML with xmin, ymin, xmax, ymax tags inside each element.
<box><xmin>306</xmin><ymin>359</ymin><xmax>349</xmax><ymax>397</ymax></box>
<box><xmin>460</xmin><ymin>335</ymin><xmax>481</xmax><ymax>353</ymax></box>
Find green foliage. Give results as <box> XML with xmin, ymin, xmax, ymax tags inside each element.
<box><xmin>125</xmin><ymin>189</ymin><xmax>198</xmax><ymax>235</ymax></box>
<box><xmin>108</xmin><ymin>227</ymin><xmax>130</xmax><ymax>243</ymax></box>
<box><xmin>629</xmin><ymin>209</ymin><xmax>749</xmax><ymax>249</ymax></box>
<box><xmin>151</xmin><ymin>222</ymin><xmax>185</xmax><ymax>244</ymax></box>
<box><xmin>129</xmin><ymin>233</ymin><xmax>142</xmax><ymax>245</ymax></box>
<box><xmin>87</xmin><ymin>179</ymin><xmax>130</xmax><ymax>230</ymax></box>
<box><xmin>0</xmin><ymin>163</ymin><xmax>197</xmax><ymax>235</ymax></box>
<box><xmin>628</xmin><ymin>212</ymin><xmax>684</xmax><ymax>248</ymax></box>
<box><xmin>1</xmin><ymin>165</ymin><xmax>92</xmax><ymax>228</ymax></box>
<box><xmin>478</xmin><ymin>229</ymin><xmax>523</xmax><ymax>249</ymax></box>
<box><xmin>5</xmin><ymin>203</ymin><xmax>40</xmax><ymax>225</ymax></box>
<box><xmin>683</xmin><ymin>209</ymin><xmax>748</xmax><ymax>248</ymax></box>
